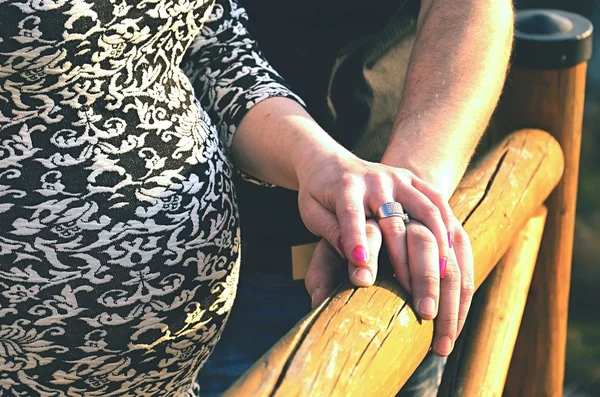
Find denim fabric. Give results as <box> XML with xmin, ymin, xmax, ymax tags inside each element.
<box><xmin>197</xmin><ymin>273</ymin><xmax>446</xmax><ymax>396</ymax></box>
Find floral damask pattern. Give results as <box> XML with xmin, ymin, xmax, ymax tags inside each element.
<box><xmin>0</xmin><ymin>0</ymin><xmax>300</xmax><ymax>395</ymax></box>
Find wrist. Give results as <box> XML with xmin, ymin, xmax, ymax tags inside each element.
<box><xmin>289</xmin><ymin>126</ymin><xmax>354</xmax><ymax>190</ymax></box>
<box><xmin>381</xmin><ymin>151</ymin><xmax>457</xmax><ymax>200</ymax></box>
<box><xmin>381</xmin><ymin>118</ymin><xmax>474</xmax><ymax>200</ymax></box>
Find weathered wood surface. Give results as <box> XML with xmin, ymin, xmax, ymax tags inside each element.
<box><xmin>501</xmin><ymin>64</ymin><xmax>587</xmax><ymax>397</ymax></box>
<box><xmin>438</xmin><ymin>206</ymin><xmax>547</xmax><ymax>397</ymax></box>
<box><xmin>224</xmin><ymin>129</ymin><xmax>565</xmax><ymax>397</ymax></box>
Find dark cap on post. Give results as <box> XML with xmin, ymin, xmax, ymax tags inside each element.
<box><xmin>514</xmin><ymin>9</ymin><xmax>593</xmax><ymax>69</ymax></box>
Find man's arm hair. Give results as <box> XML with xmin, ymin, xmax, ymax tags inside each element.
<box><xmin>381</xmin><ymin>0</ymin><xmax>514</xmax><ymax>198</ymax></box>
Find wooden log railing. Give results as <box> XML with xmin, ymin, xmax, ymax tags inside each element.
<box><xmin>494</xmin><ymin>10</ymin><xmax>592</xmax><ymax>397</ymax></box>
<box><xmin>224</xmin><ymin>128</ymin><xmax>565</xmax><ymax>397</ymax></box>
<box><xmin>438</xmin><ymin>207</ymin><xmax>548</xmax><ymax>396</ymax></box>
<box><xmin>222</xmin><ymin>9</ymin><xmax>593</xmax><ymax>397</ymax></box>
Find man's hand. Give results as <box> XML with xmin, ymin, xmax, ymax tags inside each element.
<box><xmin>305</xmin><ymin>214</ymin><xmax>474</xmax><ymax>358</ymax></box>
<box><xmin>305</xmin><ymin>220</ymin><xmax>383</xmax><ymax>308</ymax></box>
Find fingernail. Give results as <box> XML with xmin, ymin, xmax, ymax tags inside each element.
<box><xmin>337</xmin><ymin>238</ymin><xmax>346</xmax><ymax>258</ymax></box>
<box><xmin>440</xmin><ymin>257</ymin><xmax>447</xmax><ymax>279</ymax></box>
<box><xmin>448</xmin><ymin>231</ymin><xmax>453</xmax><ymax>249</ymax></box>
<box><xmin>353</xmin><ymin>267</ymin><xmax>373</xmax><ymax>284</ymax></box>
<box><xmin>418</xmin><ymin>297</ymin><xmax>436</xmax><ymax>317</ymax></box>
<box><xmin>435</xmin><ymin>336</ymin><xmax>454</xmax><ymax>356</ymax></box>
<box><xmin>311</xmin><ymin>287</ymin><xmax>323</xmax><ymax>307</ymax></box>
<box><xmin>352</xmin><ymin>246</ymin><xmax>368</xmax><ymax>262</ymax></box>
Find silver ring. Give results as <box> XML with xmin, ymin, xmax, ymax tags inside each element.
<box><xmin>376</xmin><ymin>202</ymin><xmax>409</xmax><ymax>222</ymax></box>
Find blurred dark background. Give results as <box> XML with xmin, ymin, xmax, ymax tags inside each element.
<box><xmin>514</xmin><ymin>1</ymin><xmax>600</xmax><ymax>395</ymax></box>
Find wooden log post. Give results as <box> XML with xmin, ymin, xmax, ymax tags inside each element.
<box><xmin>498</xmin><ymin>10</ymin><xmax>594</xmax><ymax>397</ymax></box>
<box><xmin>224</xmin><ymin>129</ymin><xmax>564</xmax><ymax>397</ymax></box>
<box><xmin>439</xmin><ymin>206</ymin><xmax>548</xmax><ymax>397</ymax></box>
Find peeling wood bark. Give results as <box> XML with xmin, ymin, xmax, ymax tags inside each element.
<box><xmin>224</xmin><ymin>129</ymin><xmax>565</xmax><ymax>397</ymax></box>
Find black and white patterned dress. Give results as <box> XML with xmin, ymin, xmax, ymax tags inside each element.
<box><xmin>0</xmin><ymin>0</ymin><xmax>299</xmax><ymax>395</ymax></box>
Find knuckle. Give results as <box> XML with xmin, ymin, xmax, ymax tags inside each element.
<box><xmin>395</xmin><ymin>177</ymin><xmax>410</xmax><ymax>189</ymax></box>
<box><xmin>462</xmin><ymin>279</ymin><xmax>475</xmax><ymax>299</ymax></box>
<box><xmin>424</xmin><ymin>203</ymin><xmax>442</xmax><ymax>220</ymax></box>
<box><xmin>391</xmin><ymin>170</ymin><xmax>412</xmax><ymax>187</ymax></box>
<box><xmin>428</xmin><ymin>187</ymin><xmax>446</xmax><ymax>205</ymax></box>
<box><xmin>454</xmin><ymin>227</ymin><xmax>472</xmax><ymax>246</ymax></box>
<box><xmin>338</xmin><ymin>173</ymin><xmax>356</xmax><ymax>187</ymax></box>
<box><xmin>367</xmin><ymin>169</ymin><xmax>387</xmax><ymax>183</ymax></box>
<box><xmin>339</xmin><ymin>176</ymin><xmax>364</xmax><ymax>194</ymax></box>
<box><xmin>437</xmin><ymin>316</ymin><xmax>459</xmax><ymax>333</ymax></box>
<box><xmin>408</xmin><ymin>224</ymin><xmax>437</xmax><ymax>245</ymax></box>
<box><xmin>324</xmin><ymin>223</ymin><xmax>341</xmax><ymax>246</ymax></box>
<box><xmin>401</xmin><ymin>168</ymin><xmax>416</xmax><ymax>180</ymax></box>
<box><xmin>337</xmin><ymin>204</ymin><xmax>363</xmax><ymax>219</ymax></box>
<box><xmin>443</xmin><ymin>265</ymin><xmax>461</xmax><ymax>282</ymax></box>
<box><xmin>418</xmin><ymin>272</ymin><xmax>440</xmax><ymax>290</ymax></box>
<box><xmin>383</xmin><ymin>219</ymin><xmax>406</xmax><ymax>238</ymax></box>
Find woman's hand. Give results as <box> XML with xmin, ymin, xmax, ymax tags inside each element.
<box><xmin>295</xmin><ymin>150</ymin><xmax>453</xmax><ymax>283</ymax></box>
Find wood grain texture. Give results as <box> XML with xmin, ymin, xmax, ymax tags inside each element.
<box><xmin>224</xmin><ymin>129</ymin><xmax>565</xmax><ymax>397</ymax></box>
<box><xmin>439</xmin><ymin>206</ymin><xmax>548</xmax><ymax>397</ymax></box>
<box><xmin>502</xmin><ymin>64</ymin><xmax>587</xmax><ymax>397</ymax></box>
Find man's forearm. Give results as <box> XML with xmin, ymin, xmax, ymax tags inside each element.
<box><xmin>381</xmin><ymin>0</ymin><xmax>514</xmax><ymax>198</ymax></box>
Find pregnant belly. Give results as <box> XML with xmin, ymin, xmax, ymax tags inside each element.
<box><xmin>0</xmin><ymin>83</ymin><xmax>240</xmax><ymax>394</ymax></box>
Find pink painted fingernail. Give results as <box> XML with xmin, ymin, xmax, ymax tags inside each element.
<box><xmin>440</xmin><ymin>257</ymin><xmax>447</xmax><ymax>279</ymax></box>
<box><xmin>352</xmin><ymin>246</ymin><xmax>368</xmax><ymax>262</ymax></box>
<box><xmin>448</xmin><ymin>232</ymin><xmax>453</xmax><ymax>249</ymax></box>
<box><xmin>337</xmin><ymin>238</ymin><xmax>346</xmax><ymax>259</ymax></box>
